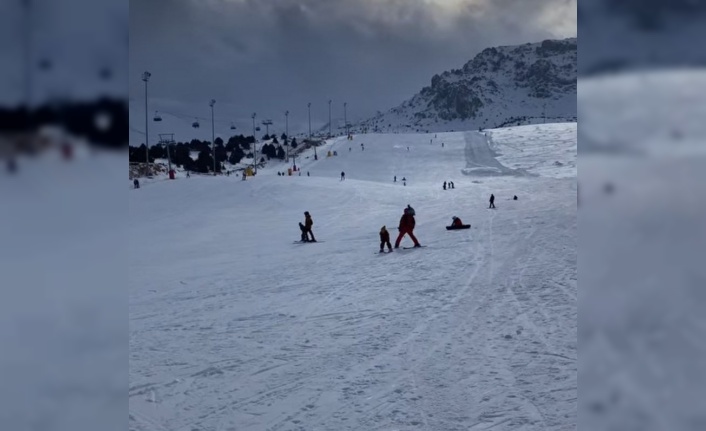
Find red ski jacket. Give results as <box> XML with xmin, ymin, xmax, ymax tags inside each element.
<box><xmin>399</xmin><ymin>213</ymin><xmax>415</xmax><ymax>231</ymax></box>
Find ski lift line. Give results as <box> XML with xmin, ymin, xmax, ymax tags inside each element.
<box><xmin>151</xmin><ymin>109</ymin><xmax>250</xmax><ymax>126</ymax></box>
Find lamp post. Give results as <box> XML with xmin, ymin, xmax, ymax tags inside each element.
<box><xmin>142</xmin><ymin>71</ymin><xmax>151</xmax><ymax>173</ymax></box>
<box><xmin>328</xmin><ymin>99</ymin><xmax>331</xmax><ymax>137</ymax></box>
<box><xmin>307</xmin><ymin>102</ymin><xmax>311</xmax><ymax>140</ymax></box>
<box><xmin>209</xmin><ymin>99</ymin><xmax>216</xmax><ymax>175</ymax></box>
<box><xmin>285</xmin><ymin>110</ymin><xmax>289</xmax><ymax>162</ymax></box>
<box><xmin>251</xmin><ymin>112</ymin><xmax>257</xmax><ymax>174</ymax></box>
<box><xmin>344</xmin><ymin>102</ymin><xmax>347</xmax><ymax>137</ymax></box>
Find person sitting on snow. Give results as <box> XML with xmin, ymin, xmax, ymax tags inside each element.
<box><xmin>451</xmin><ymin>216</ymin><xmax>464</xmax><ymax>228</ymax></box>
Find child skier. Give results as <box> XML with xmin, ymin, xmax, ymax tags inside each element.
<box><xmin>298</xmin><ymin>222</ymin><xmax>308</xmax><ymax>242</ymax></box>
<box><xmin>379</xmin><ymin>226</ymin><xmax>393</xmax><ymax>253</ymax></box>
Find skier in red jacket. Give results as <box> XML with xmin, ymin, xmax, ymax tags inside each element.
<box><xmin>395</xmin><ymin>207</ymin><xmax>421</xmax><ymax>248</ymax></box>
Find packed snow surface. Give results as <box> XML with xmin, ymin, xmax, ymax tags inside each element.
<box><xmin>129</xmin><ymin>123</ymin><xmax>577</xmax><ymax>430</ymax></box>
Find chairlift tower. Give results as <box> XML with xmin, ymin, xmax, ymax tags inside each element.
<box><xmin>142</xmin><ymin>71</ymin><xmax>151</xmax><ymax>174</ymax></box>
<box><xmin>251</xmin><ymin>113</ymin><xmax>257</xmax><ymax>174</ymax></box>
<box><xmin>158</xmin><ymin>133</ymin><xmax>176</xmax><ymax>177</ymax></box>
<box><xmin>262</xmin><ymin>119</ymin><xmax>273</xmax><ymax>137</ymax></box>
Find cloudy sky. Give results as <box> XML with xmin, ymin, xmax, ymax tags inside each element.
<box><xmin>130</xmin><ymin>0</ymin><xmax>576</xmax><ymax>141</ymax></box>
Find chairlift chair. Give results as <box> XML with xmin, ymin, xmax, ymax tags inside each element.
<box><xmin>153</xmin><ymin>111</ymin><xmax>162</xmax><ymax>122</ymax></box>
<box><xmin>192</xmin><ymin>119</ymin><xmax>200</xmax><ymax>128</ymax></box>
<box><xmin>230</xmin><ymin>122</ymin><xmax>236</xmax><ymax>130</ymax></box>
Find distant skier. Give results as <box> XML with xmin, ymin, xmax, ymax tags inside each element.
<box><xmin>443</xmin><ymin>181</ymin><xmax>447</xmax><ymax>190</ymax></box>
<box><xmin>513</xmin><ymin>195</ymin><xmax>518</xmax><ymax>200</ymax></box>
<box><xmin>303</xmin><ymin>211</ymin><xmax>316</xmax><ymax>242</ymax></box>
<box><xmin>449</xmin><ymin>181</ymin><xmax>454</xmax><ymax>189</ymax></box>
<box><xmin>298</xmin><ymin>222</ymin><xmax>309</xmax><ymax>242</ymax></box>
<box><xmin>307</xmin><ymin>171</ymin><xmax>310</xmax><ymax>176</ymax></box>
<box><xmin>341</xmin><ymin>171</ymin><xmax>345</xmax><ymax>181</ymax></box>
<box><xmin>394</xmin><ymin>176</ymin><xmax>397</xmax><ymax>182</ymax></box>
<box><xmin>242</xmin><ymin>172</ymin><xmax>246</xmax><ymax>180</ymax></box>
<box><xmin>407</xmin><ymin>147</ymin><xmax>409</xmax><ymax>151</ymax></box>
<box><xmin>186</xmin><ymin>171</ymin><xmax>190</xmax><ymax>178</ymax></box>
<box><xmin>441</xmin><ymin>142</ymin><xmax>444</xmax><ymax>148</ymax></box>
<box><xmin>361</xmin><ymin>143</ymin><xmax>365</xmax><ymax>151</ymax></box>
<box><xmin>379</xmin><ymin>226</ymin><xmax>393</xmax><ymax>253</ymax></box>
<box><xmin>489</xmin><ymin>194</ymin><xmax>496</xmax><ymax>209</ymax></box>
<box><xmin>133</xmin><ymin>179</ymin><xmax>140</xmax><ymax>189</ymax></box>
<box><xmin>395</xmin><ymin>206</ymin><xmax>421</xmax><ymax>248</ymax></box>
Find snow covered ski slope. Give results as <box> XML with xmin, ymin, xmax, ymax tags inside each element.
<box><xmin>129</xmin><ymin>123</ymin><xmax>577</xmax><ymax>430</ymax></box>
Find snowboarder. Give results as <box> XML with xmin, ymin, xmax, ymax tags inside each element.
<box><xmin>133</xmin><ymin>179</ymin><xmax>140</xmax><ymax>189</ymax></box>
<box><xmin>451</xmin><ymin>216</ymin><xmax>464</xmax><ymax>228</ymax></box>
<box><xmin>303</xmin><ymin>211</ymin><xmax>316</xmax><ymax>242</ymax></box>
<box><xmin>489</xmin><ymin>194</ymin><xmax>496</xmax><ymax>209</ymax></box>
<box><xmin>340</xmin><ymin>171</ymin><xmax>345</xmax><ymax>181</ymax></box>
<box><xmin>379</xmin><ymin>226</ymin><xmax>393</xmax><ymax>253</ymax></box>
<box><xmin>395</xmin><ymin>206</ymin><xmax>420</xmax><ymax>248</ymax></box>
<box><xmin>443</xmin><ymin>181</ymin><xmax>447</xmax><ymax>190</ymax></box>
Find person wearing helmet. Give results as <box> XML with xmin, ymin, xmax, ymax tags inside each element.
<box><xmin>395</xmin><ymin>207</ymin><xmax>421</xmax><ymax>248</ymax></box>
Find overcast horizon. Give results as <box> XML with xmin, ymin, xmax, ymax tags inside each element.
<box><xmin>130</xmin><ymin>0</ymin><xmax>576</xmax><ymax>142</ymax></box>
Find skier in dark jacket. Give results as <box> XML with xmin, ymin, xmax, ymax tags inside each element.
<box><xmin>133</xmin><ymin>179</ymin><xmax>140</xmax><ymax>189</ymax></box>
<box><xmin>395</xmin><ymin>207</ymin><xmax>421</xmax><ymax>248</ymax></box>
<box><xmin>379</xmin><ymin>226</ymin><xmax>393</xmax><ymax>253</ymax></box>
<box><xmin>303</xmin><ymin>211</ymin><xmax>316</xmax><ymax>242</ymax></box>
<box><xmin>298</xmin><ymin>222</ymin><xmax>308</xmax><ymax>242</ymax></box>
<box><xmin>489</xmin><ymin>193</ymin><xmax>495</xmax><ymax>208</ymax></box>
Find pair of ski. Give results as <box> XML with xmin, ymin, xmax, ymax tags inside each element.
<box><xmin>377</xmin><ymin>245</ymin><xmax>427</xmax><ymax>254</ymax></box>
<box><xmin>293</xmin><ymin>240</ymin><xmax>324</xmax><ymax>244</ymax></box>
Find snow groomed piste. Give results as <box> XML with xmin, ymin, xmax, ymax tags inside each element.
<box><xmin>129</xmin><ymin>123</ymin><xmax>577</xmax><ymax>431</ymax></box>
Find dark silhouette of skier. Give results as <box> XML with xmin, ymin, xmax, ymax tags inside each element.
<box><xmin>133</xmin><ymin>179</ymin><xmax>140</xmax><ymax>189</ymax></box>
<box><xmin>340</xmin><ymin>171</ymin><xmax>345</xmax><ymax>181</ymax></box>
<box><xmin>443</xmin><ymin>181</ymin><xmax>447</xmax><ymax>190</ymax></box>
<box><xmin>379</xmin><ymin>226</ymin><xmax>393</xmax><ymax>253</ymax></box>
<box><xmin>489</xmin><ymin>194</ymin><xmax>496</xmax><ymax>209</ymax></box>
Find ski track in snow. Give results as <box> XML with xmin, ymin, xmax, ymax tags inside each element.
<box><xmin>129</xmin><ymin>124</ymin><xmax>577</xmax><ymax>431</ymax></box>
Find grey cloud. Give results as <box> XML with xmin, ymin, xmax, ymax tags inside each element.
<box><xmin>130</xmin><ymin>0</ymin><xmax>576</xmax><ymax>136</ymax></box>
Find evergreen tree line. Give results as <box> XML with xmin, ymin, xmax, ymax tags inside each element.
<box><xmin>129</xmin><ymin>133</ymin><xmax>299</xmax><ymax>174</ymax></box>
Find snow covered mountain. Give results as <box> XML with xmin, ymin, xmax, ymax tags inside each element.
<box><xmin>354</xmin><ymin>38</ymin><xmax>576</xmax><ymax>134</ymax></box>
